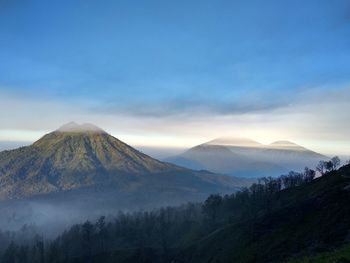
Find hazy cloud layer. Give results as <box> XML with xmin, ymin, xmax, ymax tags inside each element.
<box><xmin>92</xmin><ymin>92</ymin><xmax>290</xmax><ymax>118</ymax></box>
<box><xmin>0</xmin><ymin>86</ymin><xmax>349</xmax><ymax>155</ymax></box>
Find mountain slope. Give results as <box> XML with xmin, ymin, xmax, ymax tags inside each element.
<box><xmin>166</xmin><ymin>139</ymin><xmax>285</xmax><ymax>178</ymax></box>
<box><xmin>0</xmin><ymin>123</ymin><xmax>171</xmax><ymax>200</ymax></box>
<box><xmin>166</xmin><ymin>137</ymin><xmax>327</xmax><ymax>177</ymax></box>
<box><xmin>226</xmin><ymin>139</ymin><xmax>327</xmax><ymax>171</ymax></box>
<box><xmin>0</xmin><ymin>123</ymin><xmax>248</xmax><ymax>201</ymax></box>
<box><xmin>0</xmin><ymin>123</ymin><xmax>254</xmax><ymax>231</ymax></box>
<box><xmin>177</xmin><ymin>164</ymin><xmax>350</xmax><ymax>263</ymax></box>
<box><xmin>256</xmin><ymin>140</ymin><xmax>327</xmax><ymax>171</ymax></box>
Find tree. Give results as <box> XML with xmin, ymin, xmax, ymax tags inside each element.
<box><xmin>158</xmin><ymin>208</ymin><xmax>170</xmax><ymax>263</ymax></box>
<box><xmin>249</xmin><ymin>183</ymin><xmax>265</xmax><ymax>199</ymax></box>
<box><xmin>259</xmin><ymin>177</ymin><xmax>282</xmax><ymax>195</ymax></box>
<box><xmin>2</xmin><ymin>242</ymin><xmax>17</xmax><ymax>263</ymax></box>
<box><xmin>82</xmin><ymin>221</ymin><xmax>94</xmax><ymax>262</ymax></box>
<box><xmin>316</xmin><ymin>161</ymin><xmax>326</xmax><ymax>176</ymax></box>
<box><xmin>281</xmin><ymin>171</ymin><xmax>304</xmax><ymax>188</ymax></box>
<box><xmin>17</xmin><ymin>245</ymin><xmax>29</xmax><ymax>263</ymax></box>
<box><xmin>96</xmin><ymin>216</ymin><xmax>108</xmax><ymax>253</ymax></box>
<box><xmin>325</xmin><ymin>161</ymin><xmax>334</xmax><ymax>172</ymax></box>
<box><xmin>48</xmin><ymin>241</ymin><xmax>59</xmax><ymax>263</ymax></box>
<box><xmin>331</xmin><ymin>156</ymin><xmax>341</xmax><ymax>170</ymax></box>
<box><xmin>304</xmin><ymin>167</ymin><xmax>316</xmax><ymax>183</ymax></box>
<box><xmin>35</xmin><ymin>239</ymin><xmax>45</xmax><ymax>263</ymax></box>
<box><xmin>202</xmin><ymin>194</ymin><xmax>223</xmax><ymax>224</ymax></box>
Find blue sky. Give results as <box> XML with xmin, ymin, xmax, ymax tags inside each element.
<box><xmin>0</xmin><ymin>0</ymin><xmax>350</xmax><ymax>155</ymax></box>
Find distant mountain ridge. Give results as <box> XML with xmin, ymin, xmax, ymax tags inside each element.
<box><xmin>268</xmin><ymin>140</ymin><xmax>309</xmax><ymax>150</ymax></box>
<box><xmin>0</xmin><ymin>123</ymin><xmax>248</xmax><ymax>201</ymax></box>
<box><xmin>166</xmin><ymin>137</ymin><xmax>327</xmax><ymax>177</ymax></box>
<box><xmin>207</xmin><ymin>137</ymin><xmax>263</xmax><ymax>148</ymax></box>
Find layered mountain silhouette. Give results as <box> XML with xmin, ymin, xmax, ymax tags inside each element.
<box><xmin>0</xmin><ymin>123</ymin><xmax>247</xmax><ymax>201</ymax></box>
<box><xmin>0</xmin><ymin>123</ymin><xmax>256</xmax><ymax>230</ymax></box>
<box><xmin>166</xmin><ymin>137</ymin><xmax>327</xmax><ymax>177</ymax></box>
<box><xmin>254</xmin><ymin>140</ymin><xmax>327</xmax><ymax>171</ymax></box>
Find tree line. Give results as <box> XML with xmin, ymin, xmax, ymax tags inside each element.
<box><xmin>0</xmin><ymin>156</ymin><xmax>345</xmax><ymax>263</ymax></box>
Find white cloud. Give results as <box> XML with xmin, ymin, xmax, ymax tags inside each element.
<box><xmin>0</xmin><ymin>86</ymin><xmax>349</xmax><ymax>155</ymax></box>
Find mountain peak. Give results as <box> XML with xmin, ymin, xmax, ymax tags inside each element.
<box><xmin>0</xmin><ymin>123</ymin><xmax>180</xmax><ymax>200</ymax></box>
<box><xmin>57</xmin><ymin>122</ymin><xmax>105</xmax><ymax>133</ymax></box>
<box><xmin>270</xmin><ymin>140</ymin><xmax>297</xmax><ymax>145</ymax></box>
<box><xmin>0</xmin><ymin>123</ymin><xmax>243</xmax><ymax>201</ymax></box>
<box><xmin>269</xmin><ymin>140</ymin><xmax>306</xmax><ymax>151</ymax></box>
<box><xmin>207</xmin><ymin>137</ymin><xmax>262</xmax><ymax>148</ymax></box>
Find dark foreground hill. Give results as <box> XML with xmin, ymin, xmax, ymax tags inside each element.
<box><xmin>176</xmin><ymin>165</ymin><xmax>350</xmax><ymax>263</ymax></box>
<box><xmin>2</xmin><ymin>163</ymin><xmax>349</xmax><ymax>262</ymax></box>
<box><xmin>0</xmin><ymin>123</ymin><xmax>250</xmax><ymax>230</ymax></box>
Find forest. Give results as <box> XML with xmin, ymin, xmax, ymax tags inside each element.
<box><xmin>1</xmin><ymin>157</ymin><xmax>349</xmax><ymax>263</ymax></box>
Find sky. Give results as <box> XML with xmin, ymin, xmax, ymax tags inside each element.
<box><xmin>0</xmin><ymin>0</ymin><xmax>350</xmax><ymax>156</ymax></box>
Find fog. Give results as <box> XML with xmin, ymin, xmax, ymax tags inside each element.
<box><xmin>135</xmin><ymin>146</ymin><xmax>187</xmax><ymax>159</ymax></box>
<box><xmin>0</xmin><ymin>186</ymin><xmax>213</xmax><ymax>238</ymax></box>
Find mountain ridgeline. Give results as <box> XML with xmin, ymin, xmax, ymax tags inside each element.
<box><xmin>0</xmin><ymin>123</ymin><xmax>250</xmax><ymax>200</ymax></box>
<box><xmin>0</xmin><ymin>123</ymin><xmax>347</xmax><ymax>263</ymax></box>
<box><xmin>0</xmin><ymin>123</ymin><xmax>251</xmax><ymax>230</ymax></box>
<box><xmin>0</xmin><ymin>123</ymin><xmax>172</xmax><ymax>199</ymax></box>
<box><xmin>166</xmin><ymin>137</ymin><xmax>327</xmax><ymax>178</ymax></box>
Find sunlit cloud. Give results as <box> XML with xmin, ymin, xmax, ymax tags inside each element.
<box><xmin>0</xmin><ymin>85</ymin><xmax>349</xmax><ymax>156</ymax></box>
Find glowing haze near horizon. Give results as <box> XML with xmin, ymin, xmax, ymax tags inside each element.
<box><xmin>0</xmin><ymin>0</ymin><xmax>350</xmax><ymax>156</ymax></box>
